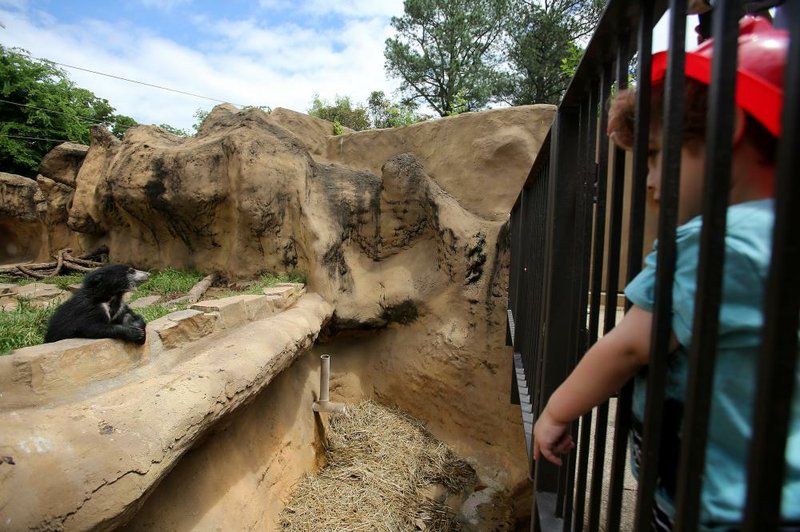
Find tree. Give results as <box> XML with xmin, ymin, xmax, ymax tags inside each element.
<box><xmin>384</xmin><ymin>0</ymin><xmax>510</xmax><ymax>117</ymax></box>
<box><xmin>111</xmin><ymin>115</ymin><xmax>138</xmax><ymax>139</ymax></box>
<box><xmin>502</xmin><ymin>0</ymin><xmax>606</xmax><ymax>105</ymax></box>
<box><xmin>0</xmin><ymin>45</ymin><xmax>131</xmax><ymax>177</ymax></box>
<box><xmin>366</xmin><ymin>91</ymin><xmax>421</xmax><ymax>128</ymax></box>
<box><xmin>193</xmin><ymin>108</ymin><xmax>210</xmax><ymax>132</ymax></box>
<box><xmin>158</xmin><ymin>123</ymin><xmax>190</xmax><ymax>137</ymax></box>
<box><xmin>307</xmin><ymin>95</ymin><xmax>370</xmax><ymax>132</ymax></box>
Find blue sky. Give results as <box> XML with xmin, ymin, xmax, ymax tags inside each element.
<box><xmin>0</xmin><ymin>0</ymin><xmax>405</xmax><ymax>130</ymax></box>
<box><xmin>0</xmin><ymin>0</ymin><xmax>684</xmax><ymax>132</ymax></box>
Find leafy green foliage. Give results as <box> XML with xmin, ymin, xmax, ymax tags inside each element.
<box><xmin>0</xmin><ymin>45</ymin><xmax>133</xmax><ymax>177</ymax></box>
<box><xmin>111</xmin><ymin>114</ymin><xmax>138</xmax><ymax>139</ymax></box>
<box><xmin>366</xmin><ymin>91</ymin><xmax>422</xmax><ymax>128</ymax></box>
<box><xmin>502</xmin><ymin>0</ymin><xmax>605</xmax><ymax>105</ymax></box>
<box><xmin>308</xmin><ymin>95</ymin><xmax>370</xmax><ymax>131</ymax></box>
<box><xmin>192</xmin><ymin>108</ymin><xmax>210</xmax><ymax>133</ymax></box>
<box><xmin>560</xmin><ymin>43</ymin><xmax>585</xmax><ymax>80</ymax></box>
<box><xmin>243</xmin><ymin>105</ymin><xmax>272</xmax><ymax>114</ymax></box>
<box><xmin>384</xmin><ymin>0</ymin><xmax>510</xmax><ymax>117</ymax></box>
<box><xmin>0</xmin><ymin>300</ymin><xmax>55</xmax><ymax>355</ymax></box>
<box><xmin>158</xmin><ymin>123</ymin><xmax>191</xmax><ymax>137</ymax></box>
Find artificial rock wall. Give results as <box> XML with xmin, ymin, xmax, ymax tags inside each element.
<box><xmin>0</xmin><ymin>104</ymin><xmax>556</xmax><ymax>529</ymax></box>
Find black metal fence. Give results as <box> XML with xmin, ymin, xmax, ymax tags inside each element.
<box><xmin>506</xmin><ymin>1</ymin><xmax>799</xmax><ymax>530</ymax></box>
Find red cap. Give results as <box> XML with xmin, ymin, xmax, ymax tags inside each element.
<box><xmin>651</xmin><ymin>16</ymin><xmax>788</xmax><ymax>137</ymax></box>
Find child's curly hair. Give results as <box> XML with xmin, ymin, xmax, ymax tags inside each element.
<box><xmin>607</xmin><ymin>79</ymin><xmax>776</xmax><ymax>163</ymax></box>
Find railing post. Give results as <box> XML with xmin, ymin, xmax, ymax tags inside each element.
<box><xmin>586</xmin><ymin>60</ymin><xmax>614</xmax><ymax>532</ymax></box>
<box><xmin>532</xmin><ymin>105</ymin><xmax>582</xmax><ymax>497</ymax></box>
<box><xmin>673</xmin><ymin>1</ymin><xmax>741</xmax><ymax>528</ymax></box>
<box><xmin>742</xmin><ymin>2</ymin><xmax>800</xmax><ymax>528</ymax></box>
<box><xmin>633</xmin><ymin>0</ymin><xmax>687</xmax><ymax>529</ymax></box>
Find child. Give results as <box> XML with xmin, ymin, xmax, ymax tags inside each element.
<box><xmin>532</xmin><ymin>16</ymin><xmax>799</xmax><ymax>530</ymax></box>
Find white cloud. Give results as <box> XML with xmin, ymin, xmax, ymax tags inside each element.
<box><xmin>0</xmin><ymin>2</ymin><xmax>403</xmax><ymax>132</ymax></box>
<box><xmin>136</xmin><ymin>0</ymin><xmax>192</xmax><ymax>11</ymax></box>
<box><xmin>302</xmin><ymin>0</ymin><xmax>404</xmax><ymax>19</ymax></box>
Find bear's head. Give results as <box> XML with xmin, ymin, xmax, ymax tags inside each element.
<box><xmin>82</xmin><ymin>264</ymin><xmax>151</xmax><ymax>300</ymax></box>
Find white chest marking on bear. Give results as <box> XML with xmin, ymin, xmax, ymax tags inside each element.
<box><xmin>100</xmin><ymin>302</ymin><xmax>111</xmax><ymax>322</ymax></box>
<box><xmin>111</xmin><ymin>304</ymin><xmax>126</xmax><ymax>321</ymax></box>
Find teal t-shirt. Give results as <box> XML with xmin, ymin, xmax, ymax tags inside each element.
<box><xmin>624</xmin><ymin>199</ymin><xmax>800</xmax><ymax>527</ymax></box>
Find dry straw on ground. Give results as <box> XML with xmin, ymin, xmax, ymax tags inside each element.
<box><xmin>279</xmin><ymin>400</ymin><xmax>476</xmax><ymax>532</ymax></box>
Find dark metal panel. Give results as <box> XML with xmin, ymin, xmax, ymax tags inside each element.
<box><xmin>509</xmin><ymin>205</ymin><xmax>523</xmax><ymax>405</ymax></box>
<box><xmin>607</xmin><ymin>5</ymin><xmax>655</xmax><ymax>531</ymax></box>
<box><xmin>742</xmin><ymin>2</ymin><xmax>800</xmax><ymax>528</ymax></box>
<box><xmin>509</xmin><ymin>203</ymin><xmax>523</xmax><ymax>325</ymax></box>
<box><xmin>605</xmin><ymin>32</ymin><xmax>634</xmax><ymax>532</ymax></box>
<box><xmin>532</xmin><ymin>106</ymin><xmax>582</xmax><ymax>494</ymax></box>
<box><xmin>528</xmin><ymin>164</ymin><xmax>551</xmax><ymax>424</ymax></box>
<box><xmin>673</xmin><ymin>2</ymin><xmax>741</xmax><ymax>528</ymax></box>
<box><xmin>587</xmin><ymin>61</ymin><xmax>615</xmax><ymax>532</ymax></box>
<box><xmin>633</xmin><ymin>0</ymin><xmax>688</xmax><ymax>528</ymax></box>
<box><xmin>519</xmin><ymin>184</ymin><xmax>539</xmax><ymax>380</ymax></box>
<box><xmin>572</xmin><ymin>81</ymin><xmax>600</xmax><ymax>532</ymax></box>
<box><xmin>559</xmin><ymin>93</ymin><xmax>598</xmax><ymax>525</ymax></box>
<box><xmin>626</xmin><ymin>2</ymin><xmax>655</xmax><ymax>299</ymax></box>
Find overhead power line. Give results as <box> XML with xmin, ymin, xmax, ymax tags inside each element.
<box><xmin>6</xmin><ymin>134</ymin><xmax>76</xmax><ymax>143</ymax></box>
<box><xmin>0</xmin><ymin>98</ymin><xmax>105</xmax><ymax>126</ymax></box>
<box><xmin>51</xmin><ymin>60</ymin><xmax>249</xmax><ymax>107</ymax></box>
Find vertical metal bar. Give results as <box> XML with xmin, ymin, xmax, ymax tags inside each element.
<box><xmin>530</xmin><ymin>160</ymin><xmax>551</xmax><ymax>485</ymax></box>
<box><xmin>605</xmin><ymin>32</ymin><xmax>632</xmax><ymax>532</ymax></box>
<box><xmin>673</xmin><ymin>2</ymin><xmax>741</xmax><ymax>528</ymax></box>
<box><xmin>563</xmin><ymin>95</ymin><xmax>596</xmax><ymax>532</ymax></box>
<box><xmin>743</xmin><ymin>3</ymin><xmax>800</xmax><ymax>528</ymax></box>
<box><xmin>633</xmin><ymin>0</ymin><xmax>687</xmax><ymax>528</ymax></box>
<box><xmin>572</xmin><ymin>81</ymin><xmax>599</xmax><ymax>532</ymax></box>
<box><xmin>509</xmin><ymin>201</ymin><xmax>523</xmax><ymax>405</ymax></box>
<box><xmin>586</xmin><ymin>61</ymin><xmax>614</xmax><ymax>532</ymax></box>
<box><xmin>627</xmin><ymin>4</ymin><xmax>654</xmax><ymax>307</ymax></box>
<box><xmin>529</xmin><ymin>163</ymin><xmax>550</xmax><ymax>436</ymax></box>
<box><xmin>533</xmin><ymin>105</ymin><xmax>582</xmax><ymax>500</ymax></box>
<box><xmin>510</xmin><ymin>198</ymin><xmax>523</xmax><ymax>325</ymax></box>
<box><xmin>610</xmin><ymin>6</ymin><xmax>655</xmax><ymax>530</ymax></box>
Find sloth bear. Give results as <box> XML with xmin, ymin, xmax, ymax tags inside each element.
<box><xmin>44</xmin><ymin>264</ymin><xmax>151</xmax><ymax>344</ymax></box>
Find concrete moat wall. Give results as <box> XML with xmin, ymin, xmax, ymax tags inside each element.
<box><xmin>122</xmin><ymin>351</ymin><xmax>328</xmax><ymax>531</ymax></box>
<box><xmin>124</xmin><ymin>327</ymin><xmax>524</xmax><ymax>531</ymax></box>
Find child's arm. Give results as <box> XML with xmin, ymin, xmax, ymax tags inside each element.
<box><xmin>533</xmin><ymin>305</ymin><xmax>673</xmax><ymax>465</ymax></box>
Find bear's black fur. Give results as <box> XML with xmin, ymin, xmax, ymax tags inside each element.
<box><xmin>44</xmin><ymin>264</ymin><xmax>151</xmax><ymax>344</ymax></box>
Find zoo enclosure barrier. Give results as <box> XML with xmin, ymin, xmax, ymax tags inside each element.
<box><xmin>505</xmin><ymin>1</ymin><xmax>799</xmax><ymax>530</ymax></box>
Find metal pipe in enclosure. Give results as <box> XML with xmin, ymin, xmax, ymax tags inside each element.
<box><xmin>320</xmin><ymin>354</ymin><xmax>330</xmax><ymax>403</ymax></box>
<box><xmin>312</xmin><ymin>354</ymin><xmax>346</xmax><ymax>414</ymax></box>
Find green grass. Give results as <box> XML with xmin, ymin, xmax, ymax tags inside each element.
<box><xmin>0</xmin><ymin>300</ymin><xmax>57</xmax><ymax>355</ymax></box>
<box><xmin>0</xmin><ymin>273</ymin><xmax>85</xmax><ymax>290</ymax></box>
<box><xmin>136</xmin><ymin>302</ymin><xmax>189</xmax><ymax>322</ymax></box>
<box><xmin>131</xmin><ymin>268</ymin><xmax>204</xmax><ymax>300</ymax></box>
<box><xmin>226</xmin><ymin>271</ymin><xmax>307</xmax><ymax>296</ymax></box>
